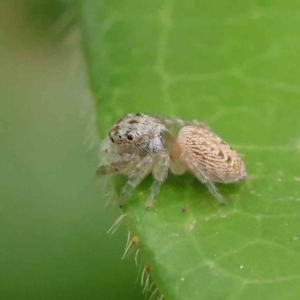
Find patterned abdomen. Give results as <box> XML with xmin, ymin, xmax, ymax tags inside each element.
<box><xmin>174</xmin><ymin>126</ymin><xmax>247</xmax><ymax>183</ymax></box>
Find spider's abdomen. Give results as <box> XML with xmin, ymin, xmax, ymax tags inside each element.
<box><xmin>173</xmin><ymin>126</ymin><xmax>247</xmax><ymax>183</ymax></box>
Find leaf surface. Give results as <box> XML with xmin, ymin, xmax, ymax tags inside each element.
<box><xmin>81</xmin><ymin>1</ymin><xmax>300</xmax><ymax>299</ymax></box>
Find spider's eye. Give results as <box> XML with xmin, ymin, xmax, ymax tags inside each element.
<box><xmin>127</xmin><ymin>133</ymin><xmax>134</xmax><ymax>141</ymax></box>
<box><xmin>118</xmin><ymin>135</ymin><xmax>122</xmax><ymax>139</ymax></box>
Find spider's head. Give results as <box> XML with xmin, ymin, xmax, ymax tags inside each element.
<box><xmin>108</xmin><ymin>113</ymin><xmax>169</xmax><ymax>156</ymax></box>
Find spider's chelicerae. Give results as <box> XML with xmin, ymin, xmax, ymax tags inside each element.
<box><xmin>97</xmin><ymin>113</ymin><xmax>247</xmax><ymax>209</ymax></box>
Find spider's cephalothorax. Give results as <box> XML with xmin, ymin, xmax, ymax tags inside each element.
<box><xmin>108</xmin><ymin>113</ymin><xmax>172</xmax><ymax>157</ymax></box>
<box><xmin>97</xmin><ymin>113</ymin><xmax>247</xmax><ymax>208</ymax></box>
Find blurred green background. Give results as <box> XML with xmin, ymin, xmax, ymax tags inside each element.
<box><xmin>0</xmin><ymin>1</ymin><xmax>142</xmax><ymax>299</ymax></box>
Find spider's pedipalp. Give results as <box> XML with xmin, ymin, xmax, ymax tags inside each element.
<box><xmin>97</xmin><ymin>136</ymin><xmax>136</xmax><ymax>175</ymax></box>
<box><xmin>98</xmin><ymin>136</ymin><xmax>119</xmax><ymax>164</ymax></box>
<box><xmin>96</xmin><ymin>151</ymin><xmax>141</xmax><ymax>176</ymax></box>
<box><xmin>96</xmin><ymin>159</ymin><xmax>133</xmax><ymax>176</ymax></box>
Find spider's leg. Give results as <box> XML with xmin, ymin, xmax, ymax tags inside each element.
<box><xmin>146</xmin><ymin>151</ymin><xmax>170</xmax><ymax>209</ymax></box>
<box><xmin>96</xmin><ymin>159</ymin><xmax>135</xmax><ymax>175</ymax></box>
<box><xmin>97</xmin><ymin>136</ymin><xmax>135</xmax><ymax>175</ymax></box>
<box><xmin>186</xmin><ymin>157</ymin><xmax>226</xmax><ymax>205</ymax></box>
<box><xmin>154</xmin><ymin>116</ymin><xmax>211</xmax><ymax>132</ymax></box>
<box><xmin>120</xmin><ymin>157</ymin><xmax>153</xmax><ymax>206</ymax></box>
<box><xmin>191</xmin><ymin>119</ymin><xmax>211</xmax><ymax>131</ymax></box>
<box><xmin>204</xmin><ymin>181</ymin><xmax>226</xmax><ymax>205</ymax></box>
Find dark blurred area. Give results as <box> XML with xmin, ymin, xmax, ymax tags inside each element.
<box><xmin>0</xmin><ymin>1</ymin><xmax>142</xmax><ymax>299</ymax></box>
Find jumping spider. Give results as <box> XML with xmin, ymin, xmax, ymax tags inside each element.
<box><xmin>97</xmin><ymin>113</ymin><xmax>247</xmax><ymax>209</ymax></box>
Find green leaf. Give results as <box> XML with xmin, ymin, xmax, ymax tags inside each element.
<box><xmin>81</xmin><ymin>1</ymin><xmax>300</xmax><ymax>299</ymax></box>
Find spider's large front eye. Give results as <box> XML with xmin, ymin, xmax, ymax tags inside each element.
<box><xmin>127</xmin><ymin>133</ymin><xmax>134</xmax><ymax>140</ymax></box>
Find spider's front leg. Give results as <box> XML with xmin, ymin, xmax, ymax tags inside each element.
<box><xmin>145</xmin><ymin>151</ymin><xmax>170</xmax><ymax>209</ymax></box>
<box><xmin>96</xmin><ymin>159</ymin><xmax>136</xmax><ymax>176</ymax></box>
<box><xmin>97</xmin><ymin>156</ymin><xmax>154</xmax><ymax>206</ymax></box>
<box><xmin>119</xmin><ymin>156</ymin><xmax>155</xmax><ymax>207</ymax></box>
